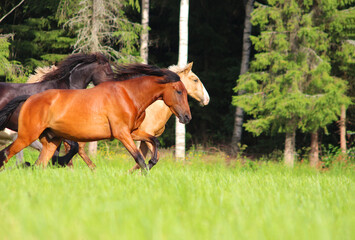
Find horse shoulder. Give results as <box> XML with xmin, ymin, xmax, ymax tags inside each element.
<box><xmin>103</xmin><ymin>85</ymin><xmax>138</xmax><ymax>129</ymax></box>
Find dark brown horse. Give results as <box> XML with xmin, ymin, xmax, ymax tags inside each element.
<box><xmin>0</xmin><ymin>53</ymin><xmax>113</xmax><ymax>131</ymax></box>
<box><xmin>0</xmin><ymin>65</ymin><xmax>191</xmax><ymax>172</ymax></box>
<box><xmin>0</xmin><ymin>53</ymin><xmax>114</xmax><ymax>165</ymax></box>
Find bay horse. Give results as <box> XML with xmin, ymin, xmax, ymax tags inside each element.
<box><xmin>0</xmin><ymin>53</ymin><xmax>114</xmax><ymax>164</ymax></box>
<box><xmin>67</xmin><ymin>62</ymin><xmax>210</xmax><ymax>170</ymax></box>
<box><xmin>0</xmin><ymin>64</ymin><xmax>191</xmax><ymax>172</ymax></box>
<box><xmin>12</xmin><ymin>62</ymin><xmax>209</xmax><ymax>170</ymax></box>
<box><xmin>130</xmin><ymin>62</ymin><xmax>210</xmax><ymax>171</ymax></box>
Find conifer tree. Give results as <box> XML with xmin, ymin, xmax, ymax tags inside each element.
<box><xmin>61</xmin><ymin>0</ymin><xmax>141</xmax><ymax>62</ymax></box>
<box><xmin>233</xmin><ymin>0</ymin><xmax>350</xmax><ymax>166</ymax></box>
<box><xmin>326</xmin><ymin>0</ymin><xmax>355</xmax><ymax>154</ymax></box>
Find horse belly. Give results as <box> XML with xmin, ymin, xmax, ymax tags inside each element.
<box><xmin>49</xmin><ymin>111</ymin><xmax>112</xmax><ymax>141</ymax></box>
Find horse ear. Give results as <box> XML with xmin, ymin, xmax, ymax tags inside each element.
<box><xmin>183</xmin><ymin>62</ymin><xmax>193</xmax><ymax>74</ymax></box>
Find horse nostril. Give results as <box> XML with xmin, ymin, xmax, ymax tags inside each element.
<box><xmin>185</xmin><ymin>114</ymin><xmax>191</xmax><ymax>123</ymax></box>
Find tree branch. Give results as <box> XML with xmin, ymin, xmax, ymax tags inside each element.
<box><xmin>0</xmin><ymin>0</ymin><xmax>25</xmax><ymax>23</ymax></box>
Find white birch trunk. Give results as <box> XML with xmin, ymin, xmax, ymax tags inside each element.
<box><xmin>231</xmin><ymin>0</ymin><xmax>254</xmax><ymax>155</ymax></box>
<box><xmin>88</xmin><ymin>141</ymin><xmax>98</xmax><ymax>156</ymax></box>
<box><xmin>140</xmin><ymin>0</ymin><xmax>149</xmax><ymax>64</ymax></box>
<box><xmin>340</xmin><ymin>105</ymin><xmax>347</xmax><ymax>154</ymax></box>
<box><xmin>87</xmin><ymin>0</ymin><xmax>101</xmax><ymax>155</ymax></box>
<box><xmin>175</xmin><ymin>0</ymin><xmax>189</xmax><ymax>161</ymax></box>
<box><xmin>309</xmin><ymin>131</ymin><xmax>319</xmax><ymax>167</ymax></box>
<box><xmin>284</xmin><ymin>130</ymin><xmax>296</xmax><ymax>167</ymax></box>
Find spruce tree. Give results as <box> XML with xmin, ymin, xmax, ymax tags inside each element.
<box><xmin>233</xmin><ymin>0</ymin><xmax>350</xmax><ymax>166</ymax></box>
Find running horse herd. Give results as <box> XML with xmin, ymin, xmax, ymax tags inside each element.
<box><xmin>0</xmin><ymin>53</ymin><xmax>210</xmax><ymax>173</ymax></box>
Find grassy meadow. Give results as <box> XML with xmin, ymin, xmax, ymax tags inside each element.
<box><xmin>0</xmin><ymin>146</ymin><xmax>353</xmax><ymax>240</ymax></box>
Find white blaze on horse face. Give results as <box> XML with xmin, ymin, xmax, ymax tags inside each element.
<box><xmin>202</xmin><ymin>83</ymin><xmax>210</xmax><ymax>106</ymax></box>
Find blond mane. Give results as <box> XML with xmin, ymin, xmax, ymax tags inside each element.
<box><xmin>168</xmin><ymin>64</ymin><xmax>187</xmax><ymax>73</ymax></box>
<box><xmin>27</xmin><ymin>66</ymin><xmax>58</xmax><ymax>83</ymax></box>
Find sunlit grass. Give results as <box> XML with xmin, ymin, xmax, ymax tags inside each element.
<box><xmin>0</xmin><ymin>148</ymin><xmax>353</xmax><ymax>240</ymax></box>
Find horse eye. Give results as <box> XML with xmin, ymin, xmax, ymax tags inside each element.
<box><xmin>176</xmin><ymin>90</ymin><xmax>182</xmax><ymax>95</ymax></box>
<box><xmin>194</xmin><ymin>79</ymin><xmax>198</xmax><ymax>82</ymax></box>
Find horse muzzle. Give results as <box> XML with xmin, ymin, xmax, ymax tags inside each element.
<box><xmin>178</xmin><ymin>113</ymin><xmax>192</xmax><ymax>124</ymax></box>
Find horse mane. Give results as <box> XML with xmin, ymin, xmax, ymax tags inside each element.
<box><xmin>112</xmin><ymin>63</ymin><xmax>180</xmax><ymax>83</ymax></box>
<box><xmin>40</xmin><ymin>53</ymin><xmax>110</xmax><ymax>82</ymax></box>
<box><xmin>168</xmin><ymin>65</ymin><xmax>185</xmax><ymax>73</ymax></box>
<box><xmin>27</xmin><ymin>66</ymin><xmax>58</xmax><ymax>83</ymax></box>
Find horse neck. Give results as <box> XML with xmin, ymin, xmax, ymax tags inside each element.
<box><xmin>120</xmin><ymin>77</ymin><xmax>165</xmax><ymax>114</ymax></box>
<box><xmin>67</xmin><ymin>65</ymin><xmax>94</xmax><ymax>89</ymax></box>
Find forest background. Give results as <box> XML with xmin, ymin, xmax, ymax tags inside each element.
<box><xmin>0</xmin><ymin>0</ymin><xmax>354</xmax><ymax>163</ymax></box>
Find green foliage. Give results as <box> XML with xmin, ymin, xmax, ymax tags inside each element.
<box><xmin>233</xmin><ymin>0</ymin><xmax>351</xmax><ymax>137</ymax></box>
<box><xmin>0</xmin><ymin>36</ymin><xmax>11</xmax><ymax>77</ymax></box>
<box><xmin>61</xmin><ymin>0</ymin><xmax>142</xmax><ymax>62</ymax></box>
<box><xmin>0</xmin><ymin>35</ymin><xmax>29</xmax><ymax>83</ymax></box>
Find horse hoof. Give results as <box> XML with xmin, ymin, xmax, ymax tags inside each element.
<box><xmin>17</xmin><ymin>162</ymin><xmax>31</xmax><ymax>168</ymax></box>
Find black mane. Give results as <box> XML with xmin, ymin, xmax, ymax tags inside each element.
<box><xmin>41</xmin><ymin>53</ymin><xmax>109</xmax><ymax>82</ymax></box>
<box><xmin>112</xmin><ymin>63</ymin><xmax>180</xmax><ymax>83</ymax></box>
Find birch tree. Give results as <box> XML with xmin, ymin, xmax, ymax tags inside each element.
<box><xmin>231</xmin><ymin>0</ymin><xmax>254</xmax><ymax>155</ymax></box>
<box><xmin>175</xmin><ymin>0</ymin><xmax>189</xmax><ymax>161</ymax></box>
<box><xmin>140</xmin><ymin>0</ymin><xmax>149</xmax><ymax>64</ymax></box>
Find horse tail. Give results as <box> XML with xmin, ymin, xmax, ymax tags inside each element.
<box><xmin>0</xmin><ymin>95</ymin><xmax>30</xmax><ymax>131</ymax></box>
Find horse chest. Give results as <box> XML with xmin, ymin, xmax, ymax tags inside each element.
<box><xmin>133</xmin><ymin>112</ymin><xmax>146</xmax><ymax>131</ymax></box>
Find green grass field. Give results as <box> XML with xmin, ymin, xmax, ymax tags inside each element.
<box><xmin>0</xmin><ymin>147</ymin><xmax>353</xmax><ymax>240</ymax></box>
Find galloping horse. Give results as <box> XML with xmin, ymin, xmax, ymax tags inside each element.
<box><xmin>0</xmin><ymin>53</ymin><xmax>114</xmax><ymax>164</ymax></box>
<box><xmin>0</xmin><ymin>64</ymin><xmax>191</xmax><ymax>172</ymax></box>
<box><xmin>68</xmin><ymin>62</ymin><xmax>210</xmax><ymax>170</ymax></box>
<box><xmin>130</xmin><ymin>62</ymin><xmax>209</xmax><ymax>171</ymax></box>
<box><xmin>13</xmin><ymin>62</ymin><xmax>209</xmax><ymax>170</ymax></box>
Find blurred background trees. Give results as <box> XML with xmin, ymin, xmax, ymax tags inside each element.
<box><xmin>0</xmin><ymin>0</ymin><xmax>354</xmax><ymax>164</ymax></box>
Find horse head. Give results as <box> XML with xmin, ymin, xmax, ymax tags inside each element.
<box><xmin>160</xmin><ymin>70</ymin><xmax>192</xmax><ymax>124</ymax></box>
<box><xmin>169</xmin><ymin>62</ymin><xmax>210</xmax><ymax>106</ymax></box>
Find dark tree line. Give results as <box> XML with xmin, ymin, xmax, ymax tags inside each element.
<box><xmin>0</xmin><ymin>0</ymin><xmax>354</xmax><ymax>160</ymax></box>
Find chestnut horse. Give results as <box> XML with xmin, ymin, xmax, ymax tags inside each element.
<box><xmin>71</xmin><ymin>62</ymin><xmax>210</xmax><ymax>170</ymax></box>
<box><xmin>0</xmin><ymin>65</ymin><xmax>191</xmax><ymax>172</ymax></box>
<box><xmin>13</xmin><ymin>62</ymin><xmax>209</xmax><ymax>170</ymax></box>
<box><xmin>130</xmin><ymin>62</ymin><xmax>209</xmax><ymax>171</ymax></box>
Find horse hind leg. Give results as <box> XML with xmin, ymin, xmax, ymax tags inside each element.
<box><xmin>35</xmin><ymin>134</ymin><xmax>62</xmax><ymax>168</ymax></box>
<box><xmin>64</xmin><ymin>142</ymin><xmax>96</xmax><ymax>170</ymax></box>
<box><xmin>0</xmin><ymin>137</ymin><xmax>36</xmax><ymax>168</ymax></box>
<box><xmin>77</xmin><ymin>142</ymin><xmax>96</xmax><ymax>170</ymax></box>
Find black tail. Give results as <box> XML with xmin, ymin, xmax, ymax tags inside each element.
<box><xmin>0</xmin><ymin>95</ymin><xmax>30</xmax><ymax>130</ymax></box>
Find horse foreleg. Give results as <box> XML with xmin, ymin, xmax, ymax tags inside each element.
<box><xmin>131</xmin><ymin>129</ymin><xmax>159</xmax><ymax>170</ymax></box>
<box><xmin>129</xmin><ymin>141</ymin><xmax>154</xmax><ymax>172</ymax></box>
<box><xmin>117</xmin><ymin>130</ymin><xmax>149</xmax><ymax>173</ymax></box>
<box><xmin>35</xmin><ymin>135</ymin><xmax>62</xmax><ymax>168</ymax></box>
